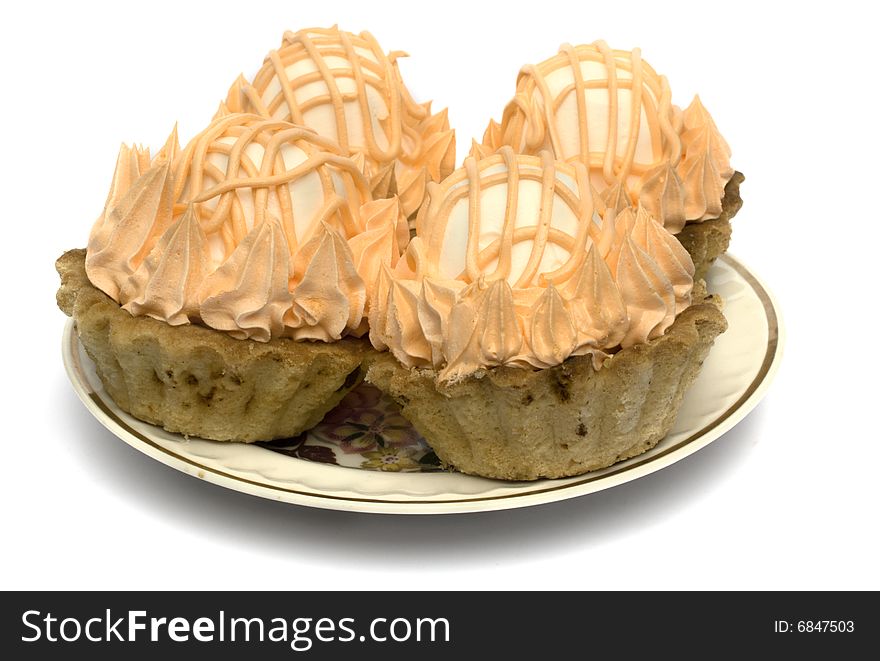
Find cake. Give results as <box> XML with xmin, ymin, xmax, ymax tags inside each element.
<box><xmin>221</xmin><ymin>25</ymin><xmax>456</xmax><ymax>220</ymax></box>
<box><xmin>57</xmin><ymin>28</ymin><xmax>738</xmax><ymax>481</ymax></box>
<box><xmin>470</xmin><ymin>41</ymin><xmax>743</xmax><ymax>279</ymax></box>
<box><xmin>365</xmin><ymin>148</ymin><xmax>727</xmax><ymax>479</ymax></box>
<box><xmin>58</xmin><ymin>112</ymin><xmax>407</xmax><ymax>441</ymax></box>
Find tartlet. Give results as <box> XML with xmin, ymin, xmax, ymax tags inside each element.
<box><xmin>366</xmin><ymin>148</ymin><xmax>727</xmax><ymax>479</ymax></box>
<box><xmin>59</xmin><ymin>112</ymin><xmax>407</xmax><ymax>441</ymax></box>
<box><xmin>470</xmin><ymin>41</ymin><xmax>742</xmax><ymax>279</ymax></box>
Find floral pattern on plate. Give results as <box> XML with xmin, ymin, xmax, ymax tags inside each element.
<box><xmin>258</xmin><ymin>385</ymin><xmax>443</xmax><ymax>472</ymax></box>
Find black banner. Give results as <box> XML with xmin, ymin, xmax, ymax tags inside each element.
<box><xmin>1</xmin><ymin>591</ymin><xmax>874</xmax><ymax>658</ymax></box>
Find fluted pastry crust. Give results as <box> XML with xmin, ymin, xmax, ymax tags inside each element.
<box><xmin>677</xmin><ymin>171</ymin><xmax>744</xmax><ymax>280</ymax></box>
<box><xmin>57</xmin><ymin>249</ymin><xmax>367</xmax><ymax>442</ymax></box>
<box><xmin>365</xmin><ymin>291</ymin><xmax>726</xmax><ymax>480</ymax></box>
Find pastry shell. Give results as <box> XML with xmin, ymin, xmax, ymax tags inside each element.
<box><xmin>677</xmin><ymin>171</ymin><xmax>744</xmax><ymax>280</ymax></box>
<box><xmin>57</xmin><ymin>249</ymin><xmax>367</xmax><ymax>442</ymax></box>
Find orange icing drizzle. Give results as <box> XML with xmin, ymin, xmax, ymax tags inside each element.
<box><xmin>173</xmin><ymin>113</ymin><xmax>371</xmax><ymax>261</ymax></box>
<box><xmin>233</xmin><ymin>28</ymin><xmax>411</xmax><ymax>164</ymax></box>
<box><xmin>419</xmin><ymin>148</ymin><xmax>593</xmax><ymax>288</ymax></box>
<box><xmin>223</xmin><ymin>26</ymin><xmax>456</xmax><ymax>218</ymax></box>
<box><xmin>472</xmin><ymin>41</ymin><xmax>732</xmax><ymax>230</ymax></box>
<box><xmin>499</xmin><ymin>41</ymin><xmax>678</xmax><ymax>185</ymax></box>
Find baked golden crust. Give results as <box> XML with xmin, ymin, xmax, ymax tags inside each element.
<box><xmin>677</xmin><ymin>171</ymin><xmax>744</xmax><ymax>280</ymax></box>
<box><xmin>365</xmin><ymin>294</ymin><xmax>727</xmax><ymax>480</ymax></box>
<box><xmin>57</xmin><ymin>249</ymin><xmax>367</xmax><ymax>442</ymax></box>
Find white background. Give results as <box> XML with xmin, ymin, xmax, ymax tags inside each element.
<box><xmin>2</xmin><ymin>0</ymin><xmax>878</xmax><ymax>590</ymax></box>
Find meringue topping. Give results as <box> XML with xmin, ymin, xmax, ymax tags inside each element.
<box><xmin>370</xmin><ymin>149</ymin><xmax>696</xmax><ymax>380</ymax></box>
<box><xmin>86</xmin><ymin>113</ymin><xmax>407</xmax><ymax>342</ymax></box>
<box><xmin>199</xmin><ymin>214</ymin><xmax>294</xmax><ymax>342</ymax></box>
<box><xmin>121</xmin><ymin>205</ymin><xmax>210</xmax><ymax>326</ymax></box>
<box><xmin>677</xmin><ymin>96</ymin><xmax>734</xmax><ymax>220</ymax></box>
<box><xmin>222</xmin><ymin>26</ymin><xmax>456</xmax><ymax>218</ymax></box>
<box><xmin>471</xmin><ymin>41</ymin><xmax>733</xmax><ymax>231</ymax></box>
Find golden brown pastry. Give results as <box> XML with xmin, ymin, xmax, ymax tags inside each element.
<box><xmin>60</xmin><ymin>112</ymin><xmax>407</xmax><ymax>441</ymax></box>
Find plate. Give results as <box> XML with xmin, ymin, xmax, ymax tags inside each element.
<box><xmin>62</xmin><ymin>254</ymin><xmax>782</xmax><ymax>514</ymax></box>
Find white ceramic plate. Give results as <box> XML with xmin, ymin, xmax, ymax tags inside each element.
<box><xmin>62</xmin><ymin>254</ymin><xmax>782</xmax><ymax>514</ymax></box>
